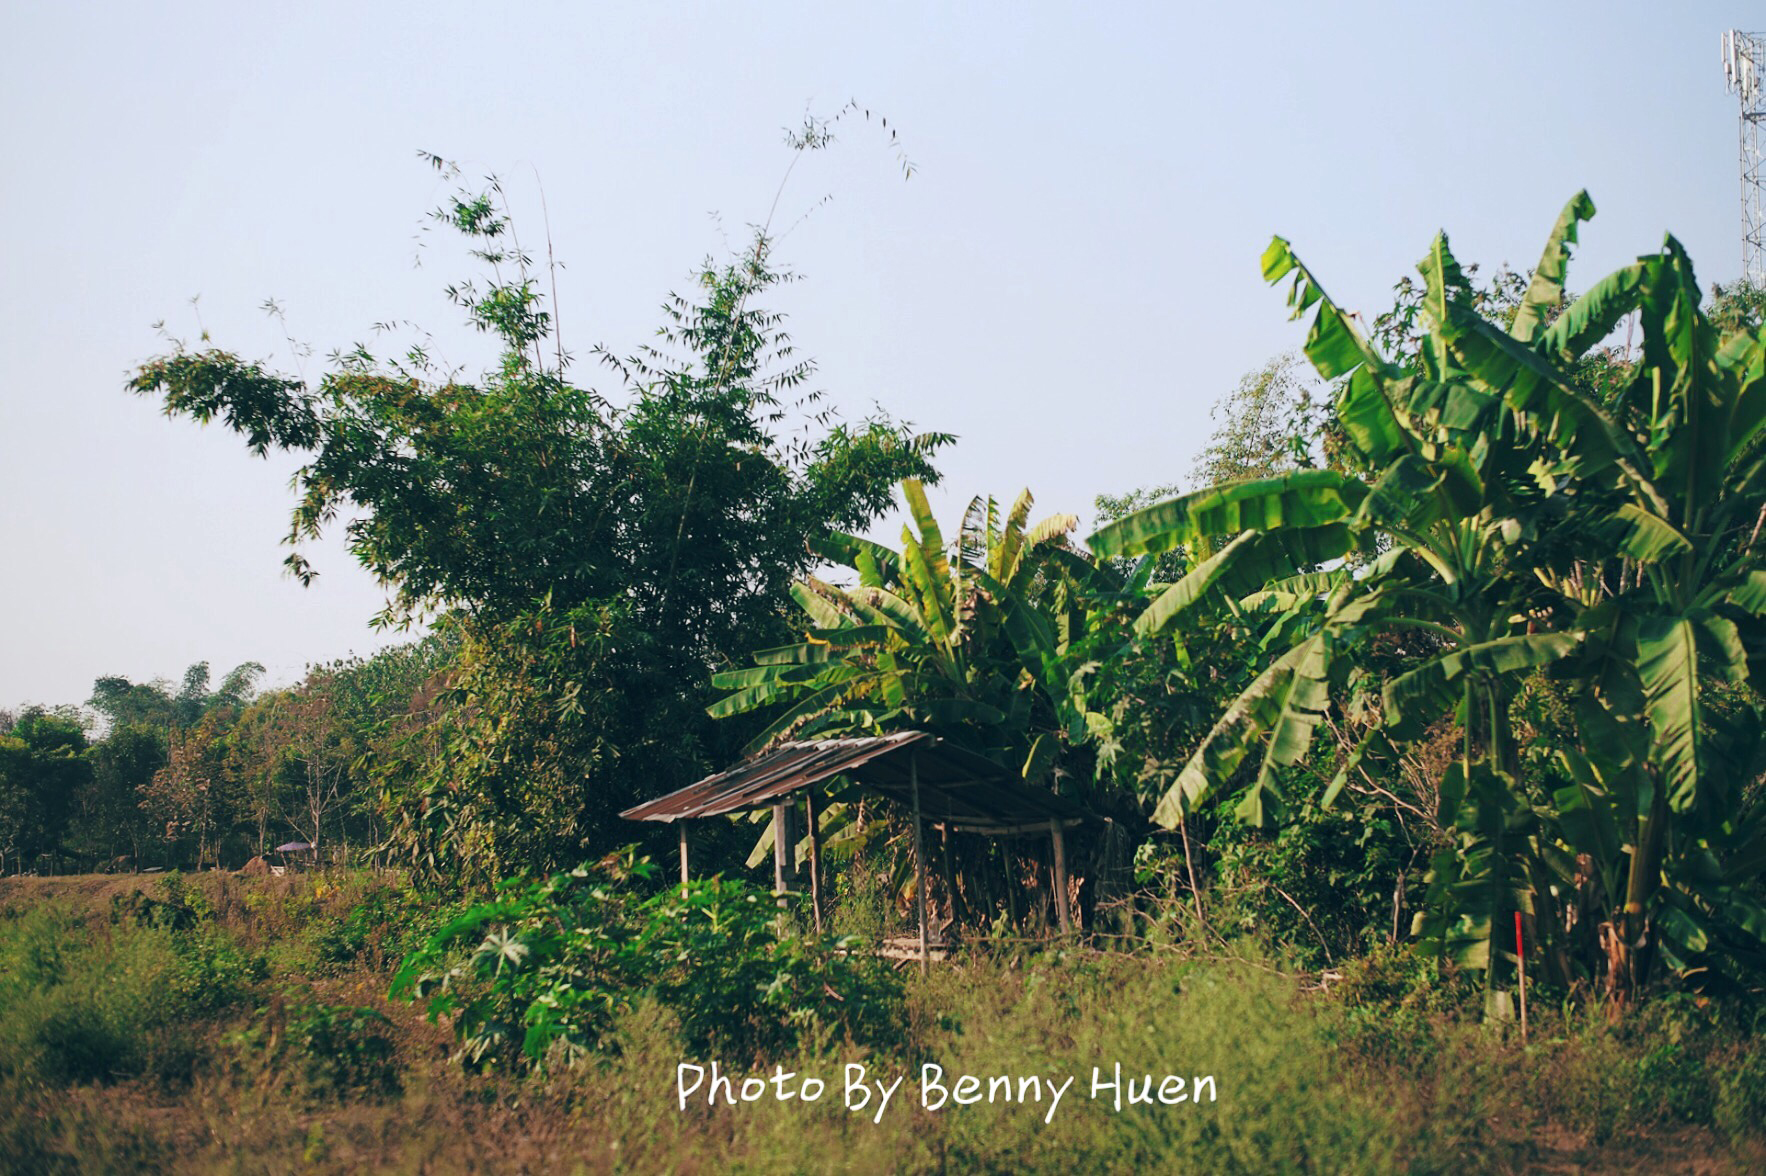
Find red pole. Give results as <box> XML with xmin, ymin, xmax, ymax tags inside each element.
<box><xmin>1515</xmin><ymin>910</ymin><xmax>1529</xmax><ymax>1043</ymax></box>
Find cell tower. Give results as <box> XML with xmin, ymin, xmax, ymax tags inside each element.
<box><xmin>1723</xmin><ymin>29</ymin><xmax>1766</xmax><ymax>286</ymax></box>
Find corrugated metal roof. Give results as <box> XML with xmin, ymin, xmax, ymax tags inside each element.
<box><xmin>619</xmin><ymin>732</ymin><xmax>1086</xmax><ymax>832</ymax></box>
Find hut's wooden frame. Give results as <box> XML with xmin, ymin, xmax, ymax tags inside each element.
<box><xmin>622</xmin><ymin>733</ymin><xmax>1087</xmax><ymax>972</ymax></box>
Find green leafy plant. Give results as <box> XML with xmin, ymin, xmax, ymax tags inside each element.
<box><xmin>1091</xmin><ymin>193</ymin><xmax>1766</xmax><ymax>1007</ymax></box>
<box><xmin>227</xmin><ymin>990</ymin><xmax>400</xmax><ymax>1102</ymax></box>
<box><xmin>391</xmin><ymin>849</ymin><xmax>904</xmax><ymax>1070</ymax></box>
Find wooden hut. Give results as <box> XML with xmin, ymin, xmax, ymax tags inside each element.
<box><xmin>620</xmin><ymin>731</ymin><xmax>1087</xmax><ymax>972</ymax></box>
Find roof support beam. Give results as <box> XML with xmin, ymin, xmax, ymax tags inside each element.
<box><xmin>806</xmin><ymin>786</ymin><xmax>825</xmax><ymax>934</ymax></box>
<box><xmin>678</xmin><ymin>822</ymin><xmax>690</xmax><ymax>898</ymax></box>
<box><xmin>772</xmin><ymin>802</ymin><xmax>792</xmax><ymax>896</ymax></box>
<box><xmin>911</xmin><ymin>750</ymin><xmax>930</xmax><ymax>977</ymax></box>
<box><xmin>1050</xmin><ymin>817</ymin><xmax>1073</xmax><ymax>935</ymax></box>
<box><xmin>932</xmin><ymin>818</ymin><xmax>1085</xmax><ymax>837</ymax></box>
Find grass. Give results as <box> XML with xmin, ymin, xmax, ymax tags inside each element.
<box><xmin>0</xmin><ymin>871</ymin><xmax>1761</xmax><ymax>1174</ymax></box>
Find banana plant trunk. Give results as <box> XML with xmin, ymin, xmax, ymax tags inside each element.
<box><xmin>1610</xmin><ymin>780</ymin><xmax>1668</xmax><ymax>1009</ymax></box>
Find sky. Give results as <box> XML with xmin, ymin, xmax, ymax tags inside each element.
<box><xmin>0</xmin><ymin>1</ymin><xmax>1752</xmax><ymax>710</ymax></box>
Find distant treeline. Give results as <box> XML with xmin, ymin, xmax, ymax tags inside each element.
<box><xmin>0</xmin><ymin>641</ymin><xmax>452</xmax><ymax>874</ymax></box>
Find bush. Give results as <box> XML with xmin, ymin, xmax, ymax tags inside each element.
<box><xmin>1715</xmin><ymin>1042</ymin><xmax>1766</xmax><ymax>1144</ymax></box>
<box><xmin>0</xmin><ymin>899</ymin><xmax>264</xmax><ymax>1089</ymax></box>
<box><xmin>392</xmin><ymin>849</ymin><xmax>905</xmax><ymax>1070</ymax></box>
<box><xmin>639</xmin><ymin>875</ymin><xmax>907</xmax><ymax>1062</ymax></box>
<box><xmin>1331</xmin><ymin>941</ymin><xmax>1479</xmax><ymax>1017</ymax></box>
<box><xmin>1203</xmin><ymin>798</ymin><xmax>1417</xmax><ymax>968</ymax></box>
<box><xmin>310</xmin><ymin>882</ymin><xmax>436</xmax><ymax>971</ymax></box>
<box><xmin>108</xmin><ymin>888</ymin><xmax>198</xmax><ymax>932</ymax></box>
<box><xmin>226</xmin><ymin>989</ymin><xmax>401</xmax><ymax>1102</ymax></box>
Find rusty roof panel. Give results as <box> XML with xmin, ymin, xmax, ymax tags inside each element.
<box><xmin>619</xmin><ymin>733</ymin><xmax>1085</xmax><ymax>828</ymax></box>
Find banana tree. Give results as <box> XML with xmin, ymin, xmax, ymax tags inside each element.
<box><xmin>710</xmin><ymin>479</ymin><xmax>1127</xmax><ymax>932</ymax></box>
<box><xmin>710</xmin><ymin>479</ymin><xmax>1110</xmax><ymax>778</ymax></box>
<box><xmin>1534</xmin><ymin>238</ymin><xmax>1766</xmax><ymax>999</ymax></box>
<box><xmin>1092</xmin><ymin>193</ymin><xmax>1766</xmax><ymax>1004</ymax></box>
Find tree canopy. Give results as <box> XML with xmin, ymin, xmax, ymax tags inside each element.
<box><xmin>129</xmin><ymin>166</ymin><xmax>950</xmax><ymax>884</ymax></box>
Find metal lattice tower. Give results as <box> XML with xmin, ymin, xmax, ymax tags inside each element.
<box><xmin>1724</xmin><ymin>30</ymin><xmax>1766</xmax><ymax>286</ymax></box>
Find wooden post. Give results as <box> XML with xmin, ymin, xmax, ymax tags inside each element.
<box><xmin>1516</xmin><ymin>910</ymin><xmax>1529</xmax><ymax>1043</ymax></box>
<box><xmin>678</xmin><ymin>822</ymin><xmax>689</xmax><ymax>898</ymax></box>
<box><xmin>939</xmin><ymin>823</ymin><xmax>962</xmax><ymax>929</ymax></box>
<box><xmin>1002</xmin><ymin>841</ymin><xmax>1023</xmax><ymax>932</ymax></box>
<box><xmin>806</xmin><ymin>786</ymin><xmax>825</xmax><ymax>934</ymax></box>
<box><xmin>911</xmin><ymin>752</ymin><xmax>930</xmax><ymax>975</ymax></box>
<box><xmin>1050</xmin><ymin>819</ymin><xmax>1073</xmax><ymax>935</ymax></box>
<box><xmin>772</xmin><ymin>802</ymin><xmax>791</xmax><ymax>896</ymax></box>
<box><xmin>973</xmin><ymin>834</ymin><xmax>996</xmax><ymax>927</ymax></box>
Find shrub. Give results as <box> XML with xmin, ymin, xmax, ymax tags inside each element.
<box><xmin>311</xmin><ymin>883</ymin><xmax>435</xmax><ymax>970</ymax></box>
<box><xmin>392</xmin><ymin>848</ymin><xmax>905</xmax><ymax>1070</ymax></box>
<box><xmin>0</xmin><ymin>899</ymin><xmax>264</xmax><ymax>1089</ymax></box>
<box><xmin>227</xmin><ymin>989</ymin><xmax>401</xmax><ymax>1102</ymax></box>
<box><xmin>167</xmin><ymin>926</ymin><xmax>269</xmax><ymax>1013</ymax></box>
<box><xmin>109</xmin><ymin>888</ymin><xmax>198</xmax><ymax>932</ymax></box>
<box><xmin>1331</xmin><ymin>941</ymin><xmax>1479</xmax><ymax>1018</ymax></box>
<box><xmin>1715</xmin><ymin>1042</ymin><xmax>1766</xmax><ymax>1144</ymax></box>
<box><xmin>638</xmin><ymin>874</ymin><xmax>906</xmax><ymax>1062</ymax></box>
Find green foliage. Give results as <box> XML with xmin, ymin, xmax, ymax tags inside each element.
<box><xmin>1</xmin><ymin>871</ymin><xmax>1762</xmax><ymax>1169</ymax></box>
<box><xmin>711</xmin><ymin>479</ymin><xmax>1118</xmax><ymax>786</ymax></box>
<box><xmin>1331</xmin><ymin>940</ymin><xmax>1481</xmax><ymax>1017</ymax></box>
<box><xmin>310</xmin><ymin>883</ymin><xmax>436</xmax><ymax>971</ymax></box>
<box><xmin>1708</xmin><ymin>279</ymin><xmax>1766</xmax><ymax>336</ymax></box>
<box><xmin>1204</xmin><ymin>795</ymin><xmax>1418</xmax><ymax>967</ymax></box>
<box><xmin>1188</xmin><ymin>352</ymin><xmax>1325</xmax><ymax>490</ymax></box>
<box><xmin>133</xmin><ymin>162</ymin><xmax>948</xmax><ymax>885</ymax></box>
<box><xmin>89</xmin><ymin>660</ymin><xmax>265</xmax><ymax>733</ymax></box>
<box><xmin>0</xmin><ymin>708</ymin><xmax>90</xmax><ymax>873</ymax></box>
<box><xmin>108</xmin><ymin>886</ymin><xmax>198</xmax><ymax>932</ymax></box>
<box><xmin>227</xmin><ymin>990</ymin><xmax>401</xmax><ymax>1102</ymax></box>
<box><xmin>392</xmin><ymin>849</ymin><xmax>904</xmax><ymax>1069</ymax></box>
<box><xmin>65</xmin><ymin>650</ymin><xmax>451</xmax><ymax>872</ymax></box>
<box><xmin>1090</xmin><ymin>193</ymin><xmax>1766</xmax><ymax>1005</ymax></box>
<box><xmin>0</xmin><ymin>899</ymin><xmax>264</xmax><ymax>1089</ymax></box>
<box><xmin>379</xmin><ymin>600</ymin><xmax>694</xmax><ymax>889</ymax></box>
<box><xmin>1715</xmin><ymin>1035</ymin><xmax>1766</xmax><ymax>1143</ymax></box>
<box><xmin>283</xmin><ymin>997</ymin><xmax>399</xmax><ymax>1099</ymax></box>
<box><xmin>77</xmin><ymin>723</ymin><xmax>163</xmax><ymax>866</ymax></box>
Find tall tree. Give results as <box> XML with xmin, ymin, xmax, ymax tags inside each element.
<box><xmin>131</xmin><ymin>160</ymin><xmax>948</xmax><ymax>887</ymax></box>
<box><xmin>0</xmin><ymin>708</ymin><xmax>91</xmax><ymax>874</ymax></box>
<box><xmin>76</xmin><ymin>724</ymin><xmax>164</xmax><ymax>867</ymax></box>
<box><xmin>1188</xmin><ymin>353</ymin><xmax>1322</xmax><ymax>490</ymax></box>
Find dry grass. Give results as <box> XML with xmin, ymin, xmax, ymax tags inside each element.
<box><xmin>1</xmin><ymin>873</ymin><xmax>1761</xmax><ymax>1174</ymax></box>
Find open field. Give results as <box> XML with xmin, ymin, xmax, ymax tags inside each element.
<box><xmin>2</xmin><ymin>871</ymin><xmax>1762</xmax><ymax>1174</ymax></box>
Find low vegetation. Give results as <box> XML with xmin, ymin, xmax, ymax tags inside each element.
<box><xmin>0</xmin><ymin>870</ymin><xmax>1762</xmax><ymax>1174</ymax></box>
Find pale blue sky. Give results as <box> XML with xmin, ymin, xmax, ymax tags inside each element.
<box><xmin>0</xmin><ymin>1</ymin><xmax>1749</xmax><ymax>707</ymax></box>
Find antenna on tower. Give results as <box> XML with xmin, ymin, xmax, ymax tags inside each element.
<box><xmin>1723</xmin><ymin>29</ymin><xmax>1766</xmax><ymax>286</ymax></box>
